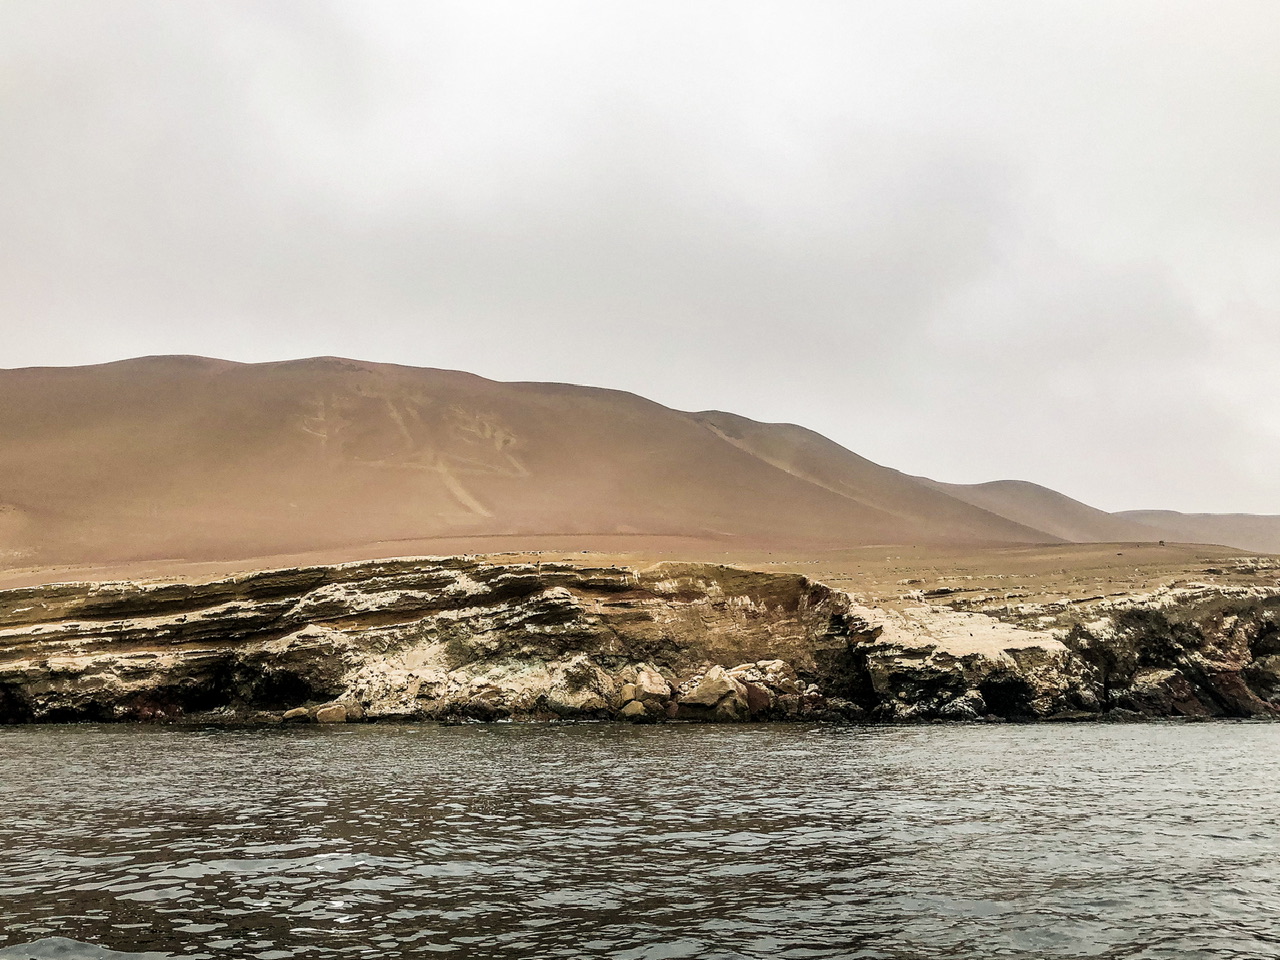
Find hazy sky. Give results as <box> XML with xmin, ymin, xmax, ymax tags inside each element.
<box><xmin>2</xmin><ymin>1</ymin><xmax>1277</xmax><ymax>513</ymax></box>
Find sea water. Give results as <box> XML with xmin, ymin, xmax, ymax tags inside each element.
<box><xmin>1</xmin><ymin>722</ymin><xmax>1278</xmax><ymax>959</ymax></box>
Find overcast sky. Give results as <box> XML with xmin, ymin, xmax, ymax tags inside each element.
<box><xmin>2</xmin><ymin>1</ymin><xmax>1277</xmax><ymax>513</ymax></box>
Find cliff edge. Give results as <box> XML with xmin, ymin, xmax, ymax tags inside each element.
<box><xmin>1</xmin><ymin>557</ymin><xmax>1276</xmax><ymax>724</ymax></box>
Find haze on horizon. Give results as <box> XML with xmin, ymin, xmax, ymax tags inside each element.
<box><xmin>1</xmin><ymin>1</ymin><xmax>1277</xmax><ymax>515</ymax></box>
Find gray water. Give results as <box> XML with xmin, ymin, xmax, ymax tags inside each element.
<box><xmin>1</xmin><ymin>723</ymin><xmax>1278</xmax><ymax>960</ymax></box>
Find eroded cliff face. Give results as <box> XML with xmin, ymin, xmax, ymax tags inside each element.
<box><xmin>0</xmin><ymin>558</ymin><xmax>864</xmax><ymax>723</ymax></box>
<box><xmin>920</xmin><ymin>560</ymin><xmax>1280</xmax><ymax>719</ymax></box>
<box><xmin>1</xmin><ymin>557</ymin><xmax>1276</xmax><ymax>724</ymax></box>
<box><xmin>1063</xmin><ymin>590</ymin><xmax>1280</xmax><ymax>718</ymax></box>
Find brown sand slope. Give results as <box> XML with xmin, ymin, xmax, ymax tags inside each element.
<box><xmin>0</xmin><ymin>356</ymin><xmax>1059</xmax><ymax>567</ymax></box>
<box><xmin>1116</xmin><ymin>511</ymin><xmax>1280</xmax><ymax>555</ymax></box>
<box><xmin>692</xmin><ymin>412</ymin><xmax>1050</xmax><ymax>544</ymax></box>
<box><xmin>919</xmin><ymin>478</ymin><xmax>1168</xmax><ymax>544</ymax></box>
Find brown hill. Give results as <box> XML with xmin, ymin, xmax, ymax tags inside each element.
<box><xmin>1116</xmin><ymin>511</ymin><xmax>1280</xmax><ymax>555</ymax></box>
<box><xmin>919</xmin><ymin>478</ymin><xmax>1167</xmax><ymax>544</ymax></box>
<box><xmin>0</xmin><ymin>356</ymin><xmax>1059</xmax><ymax>567</ymax></box>
<box><xmin>692</xmin><ymin>412</ymin><xmax>1054</xmax><ymax>544</ymax></box>
<box><xmin>925</xmin><ymin>479</ymin><xmax>1279</xmax><ymax>555</ymax></box>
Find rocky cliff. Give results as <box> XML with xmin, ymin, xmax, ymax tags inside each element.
<box><xmin>1</xmin><ymin>557</ymin><xmax>1277</xmax><ymax>724</ymax></box>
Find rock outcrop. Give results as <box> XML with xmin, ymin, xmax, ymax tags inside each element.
<box><xmin>0</xmin><ymin>556</ymin><xmax>1276</xmax><ymax>724</ymax></box>
<box><xmin>1064</xmin><ymin>593</ymin><xmax>1280</xmax><ymax>718</ymax></box>
<box><xmin>0</xmin><ymin>558</ymin><xmax>865</xmax><ymax>723</ymax></box>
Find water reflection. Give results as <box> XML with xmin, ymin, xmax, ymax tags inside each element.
<box><xmin>1</xmin><ymin>723</ymin><xmax>1279</xmax><ymax>958</ymax></box>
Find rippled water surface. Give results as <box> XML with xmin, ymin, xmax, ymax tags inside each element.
<box><xmin>2</xmin><ymin>723</ymin><xmax>1280</xmax><ymax>959</ymax></box>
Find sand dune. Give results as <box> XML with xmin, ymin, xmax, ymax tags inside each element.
<box><xmin>0</xmin><ymin>356</ymin><xmax>1271</xmax><ymax>571</ymax></box>
<box><xmin>0</xmin><ymin>356</ymin><xmax>1056</xmax><ymax>567</ymax></box>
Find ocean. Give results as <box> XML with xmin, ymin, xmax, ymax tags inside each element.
<box><xmin>1</xmin><ymin>722</ymin><xmax>1278</xmax><ymax>959</ymax></box>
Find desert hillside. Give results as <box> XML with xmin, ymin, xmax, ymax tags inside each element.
<box><xmin>1117</xmin><ymin>511</ymin><xmax>1280</xmax><ymax>556</ymax></box>
<box><xmin>920</xmin><ymin>478</ymin><xmax>1166</xmax><ymax>544</ymax></box>
<box><xmin>1</xmin><ymin>356</ymin><xmax>1273</xmax><ymax>572</ymax></box>
<box><xmin>0</xmin><ymin>356</ymin><xmax>1054</xmax><ymax>567</ymax></box>
<box><xmin>923</xmin><ymin>480</ymin><xmax>1280</xmax><ymax>556</ymax></box>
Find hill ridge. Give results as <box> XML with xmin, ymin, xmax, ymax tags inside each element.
<box><xmin>0</xmin><ymin>355</ymin><xmax>1273</xmax><ymax>567</ymax></box>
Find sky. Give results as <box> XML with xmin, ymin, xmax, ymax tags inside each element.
<box><xmin>1</xmin><ymin>1</ymin><xmax>1277</xmax><ymax>514</ymax></box>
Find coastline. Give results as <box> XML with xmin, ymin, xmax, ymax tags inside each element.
<box><xmin>2</xmin><ymin>554</ymin><xmax>1278</xmax><ymax>726</ymax></box>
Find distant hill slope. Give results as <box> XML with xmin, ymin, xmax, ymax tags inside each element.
<box><xmin>922</xmin><ymin>480</ymin><xmax>1279</xmax><ymax>555</ymax></box>
<box><xmin>1117</xmin><ymin>511</ymin><xmax>1280</xmax><ymax>555</ymax></box>
<box><xmin>692</xmin><ymin>412</ymin><xmax>1050</xmax><ymax>545</ymax></box>
<box><xmin>0</xmin><ymin>356</ymin><xmax>1059</xmax><ymax>566</ymax></box>
<box><xmin>919</xmin><ymin>478</ymin><xmax>1167</xmax><ymax>544</ymax></box>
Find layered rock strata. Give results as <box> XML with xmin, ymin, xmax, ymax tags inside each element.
<box><xmin>1063</xmin><ymin>592</ymin><xmax>1280</xmax><ymax>718</ymax></box>
<box><xmin>928</xmin><ymin>563</ymin><xmax>1280</xmax><ymax>719</ymax></box>
<box><xmin>0</xmin><ymin>557</ymin><xmax>1276</xmax><ymax>723</ymax></box>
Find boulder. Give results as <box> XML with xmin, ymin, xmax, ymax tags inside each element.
<box><xmin>742</xmin><ymin>681</ymin><xmax>774</xmax><ymax>717</ymax></box>
<box><xmin>730</xmin><ymin>660</ymin><xmax>801</xmax><ymax>695</ymax></box>
<box><xmin>314</xmin><ymin>703</ymin><xmax>348</xmax><ymax>723</ymax></box>
<box><xmin>634</xmin><ymin>667</ymin><xmax>672</xmax><ymax>702</ymax></box>
<box><xmin>714</xmin><ymin>695</ymin><xmax>747</xmax><ymax>721</ymax></box>
<box><xmin>939</xmin><ymin>690</ymin><xmax>987</xmax><ymax>720</ymax></box>
<box><xmin>823</xmin><ymin>698</ymin><xmax>865</xmax><ymax>721</ymax></box>
<box><xmin>681</xmin><ymin>665</ymin><xmax>742</xmax><ymax>707</ymax></box>
<box><xmin>619</xmin><ymin>700</ymin><xmax>650</xmax><ymax>721</ymax></box>
<box><xmin>678</xmin><ymin>666</ymin><xmax>749</xmax><ymax>721</ymax></box>
<box><xmin>282</xmin><ymin>706</ymin><xmax>311</xmax><ymax>723</ymax></box>
<box><xmin>775</xmin><ymin>694</ymin><xmax>801</xmax><ymax>717</ymax></box>
<box><xmin>452</xmin><ymin>693</ymin><xmax>511</xmax><ymax>721</ymax></box>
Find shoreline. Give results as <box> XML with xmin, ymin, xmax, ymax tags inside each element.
<box><xmin>2</xmin><ymin>555</ymin><xmax>1278</xmax><ymax>726</ymax></box>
